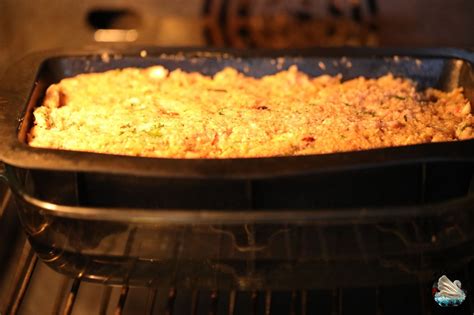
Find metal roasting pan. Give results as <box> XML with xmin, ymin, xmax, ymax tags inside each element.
<box><xmin>0</xmin><ymin>47</ymin><xmax>473</xmax><ymax>178</ymax></box>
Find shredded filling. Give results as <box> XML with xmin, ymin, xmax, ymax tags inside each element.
<box><xmin>28</xmin><ymin>65</ymin><xmax>474</xmax><ymax>158</ymax></box>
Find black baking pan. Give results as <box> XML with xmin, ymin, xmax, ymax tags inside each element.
<box><xmin>0</xmin><ymin>47</ymin><xmax>473</xmax><ymax>289</ymax></box>
<box><xmin>0</xmin><ymin>47</ymin><xmax>473</xmax><ymax>178</ymax></box>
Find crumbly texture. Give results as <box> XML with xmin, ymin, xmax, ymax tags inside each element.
<box><xmin>28</xmin><ymin>65</ymin><xmax>473</xmax><ymax>158</ymax></box>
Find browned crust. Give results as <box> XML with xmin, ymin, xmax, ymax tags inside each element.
<box><xmin>28</xmin><ymin>65</ymin><xmax>473</xmax><ymax>158</ymax></box>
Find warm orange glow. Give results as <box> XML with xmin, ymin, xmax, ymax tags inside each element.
<box><xmin>93</xmin><ymin>29</ymin><xmax>138</xmax><ymax>42</ymax></box>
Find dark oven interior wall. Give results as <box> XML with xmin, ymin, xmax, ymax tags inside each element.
<box><xmin>1</xmin><ymin>0</ymin><xmax>474</xmax><ymax>76</ymax></box>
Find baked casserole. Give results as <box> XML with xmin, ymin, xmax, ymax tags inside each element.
<box><xmin>28</xmin><ymin>65</ymin><xmax>474</xmax><ymax>158</ymax></box>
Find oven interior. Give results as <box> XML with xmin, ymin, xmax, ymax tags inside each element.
<box><xmin>2</xmin><ymin>1</ymin><xmax>474</xmax><ymax>314</ymax></box>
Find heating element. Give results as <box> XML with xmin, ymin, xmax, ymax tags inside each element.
<box><xmin>202</xmin><ymin>0</ymin><xmax>379</xmax><ymax>47</ymax></box>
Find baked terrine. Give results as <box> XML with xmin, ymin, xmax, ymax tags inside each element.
<box><xmin>28</xmin><ymin>65</ymin><xmax>474</xmax><ymax>158</ymax></box>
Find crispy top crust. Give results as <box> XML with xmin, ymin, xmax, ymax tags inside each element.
<box><xmin>28</xmin><ymin>65</ymin><xmax>473</xmax><ymax>158</ymax></box>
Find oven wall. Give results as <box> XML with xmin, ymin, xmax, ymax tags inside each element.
<box><xmin>1</xmin><ymin>0</ymin><xmax>473</xmax><ymax>76</ymax></box>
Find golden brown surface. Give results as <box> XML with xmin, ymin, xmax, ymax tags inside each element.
<box><xmin>28</xmin><ymin>65</ymin><xmax>474</xmax><ymax>158</ymax></box>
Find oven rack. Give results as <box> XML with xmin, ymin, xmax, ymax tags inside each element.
<box><xmin>1</xmin><ymin>177</ymin><xmax>474</xmax><ymax>314</ymax></box>
<box><xmin>4</xmin><ymin>242</ymin><xmax>474</xmax><ymax>315</ymax></box>
<box><xmin>0</xmin><ymin>244</ymin><xmax>421</xmax><ymax>315</ymax></box>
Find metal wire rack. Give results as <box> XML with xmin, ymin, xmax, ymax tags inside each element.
<box><xmin>1</xmin><ymin>179</ymin><xmax>474</xmax><ymax>315</ymax></box>
<box><xmin>4</xmin><ymin>242</ymin><xmax>472</xmax><ymax>315</ymax></box>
